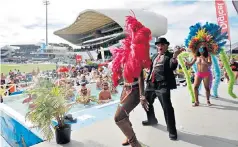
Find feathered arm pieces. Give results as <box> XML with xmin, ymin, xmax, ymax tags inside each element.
<box><xmin>178</xmin><ymin>52</ymin><xmax>195</xmax><ymax>103</ymax></box>
<box><xmin>211</xmin><ymin>54</ymin><xmax>221</xmax><ymax>97</ymax></box>
<box><xmin>220</xmin><ymin>49</ymin><xmax>237</xmax><ymax>98</ymax></box>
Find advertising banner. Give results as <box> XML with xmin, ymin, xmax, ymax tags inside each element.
<box><xmin>215</xmin><ymin>0</ymin><xmax>231</xmax><ymax>40</ymax></box>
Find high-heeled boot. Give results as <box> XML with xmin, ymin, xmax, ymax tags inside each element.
<box><xmin>122</xmin><ymin>121</ymin><xmax>132</xmax><ymax>146</ymax></box>
<box><xmin>116</xmin><ymin>117</ymin><xmax>142</xmax><ymax>147</ymax></box>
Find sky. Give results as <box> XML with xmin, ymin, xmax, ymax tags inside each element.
<box><xmin>0</xmin><ymin>0</ymin><xmax>237</xmax><ymax>48</ymax></box>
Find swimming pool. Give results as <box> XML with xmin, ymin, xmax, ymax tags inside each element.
<box><xmin>1</xmin><ymin>83</ymin><xmax>123</xmax><ymax>147</ymax></box>
<box><xmin>69</xmin><ymin>83</ymin><xmax>123</xmax><ymax>113</ymax></box>
<box><xmin>0</xmin><ymin>107</ymin><xmax>43</xmax><ymax>147</ymax></box>
<box><xmin>3</xmin><ymin>83</ymin><xmax>123</xmax><ymax>116</ymax></box>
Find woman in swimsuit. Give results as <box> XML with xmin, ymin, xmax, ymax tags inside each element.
<box><xmin>186</xmin><ymin>46</ymin><xmax>212</xmax><ymax>106</ymax></box>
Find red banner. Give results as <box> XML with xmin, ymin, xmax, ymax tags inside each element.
<box><xmin>75</xmin><ymin>55</ymin><xmax>82</xmax><ymax>63</ymax></box>
<box><xmin>215</xmin><ymin>0</ymin><xmax>230</xmax><ymax>40</ymax></box>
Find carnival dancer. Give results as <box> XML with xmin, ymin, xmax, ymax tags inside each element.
<box><xmin>185</xmin><ymin>47</ymin><xmax>212</xmax><ymax>106</ymax></box>
<box><xmin>110</xmin><ymin>13</ymin><xmax>151</xmax><ymax>147</ymax></box>
<box><xmin>183</xmin><ymin>22</ymin><xmax>230</xmax><ymax>101</ymax></box>
<box><xmin>142</xmin><ymin>37</ymin><xmax>184</xmax><ymax>140</ymax></box>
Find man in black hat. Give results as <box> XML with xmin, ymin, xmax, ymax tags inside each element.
<box><xmin>141</xmin><ymin>37</ymin><xmax>184</xmax><ymax>140</ymax></box>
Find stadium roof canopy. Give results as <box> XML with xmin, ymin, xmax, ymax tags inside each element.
<box><xmin>233</xmin><ymin>0</ymin><xmax>238</xmax><ymax>14</ymax></box>
<box><xmin>54</xmin><ymin>9</ymin><xmax>167</xmax><ymax>45</ymax></box>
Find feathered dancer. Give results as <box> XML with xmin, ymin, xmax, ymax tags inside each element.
<box><xmin>184</xmin><ymin>22</ymin><xmax>230</xmax><ymax>106</ymax></box>
<box><xmin>110</xmin><ymin>12</ymin><xmax>152</xmax><ymax>147</ymax></box>
<box><xmin>110</xmin><ymin>13</ymin><xmax>152</xmax><ymax>87</ymax></box>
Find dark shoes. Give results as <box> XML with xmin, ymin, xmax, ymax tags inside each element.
<box><xmin>142</xmin><ymin>119</ymin><xmax>158</xmax><ymax>126</ymax></box>
<box><xmin>169</xmin><ymin>129</ymin><xmax>177</xmax><ymax>140</ymax></box>
<box><xmin>169</xmin><ymin>133</ymin><xmax>177</xmax><ymax>140</ymax></box>
<box><xmin>142</xmin><ymin>119</ymin><xmax>177</xmax><ymax>141</ymax></box>
<box><xmin>122</xmin><ymin>139</ymin><xmax>129</xmax><ymax>146</ymax></box>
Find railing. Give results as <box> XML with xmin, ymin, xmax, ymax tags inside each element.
<box><xmin>101</xmin><ymin>26</ymin><xmax>122</xmax><ymax>33</ymax></box>
<box><xmin>0</xmin><ymin>50</ymin><xmax>11</xmax><ymax>56</ymax></box>
<box><xmin>82</xmin><ymin>32</ymin><xmax>123</xmax><ymax>44</ymax></box>
<box><xmin>87</xmin><ymin>51</ymin><xmax>94</xmax><ymax>61</ymax></box>
<box><xmin>1</xmin><ymin>82</ymin><xmax>35</xmax><ymax>97</ymax></box>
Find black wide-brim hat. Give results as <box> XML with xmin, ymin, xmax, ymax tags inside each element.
<box><xmin>155</xmin><ymin>37</ymin><xmax>170</xmax><ymax>46</ymax></box>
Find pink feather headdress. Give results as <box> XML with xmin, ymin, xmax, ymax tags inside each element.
<box><xmin>110</xmin><ymin>11</ymin><xmax>152</xmax><ymax>87</ymax></box>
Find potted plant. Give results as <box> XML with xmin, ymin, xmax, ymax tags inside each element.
<box><xmin>25</xmin><ymin>79</ymin><xmax>74</xmax><ymax>144</ymax></box>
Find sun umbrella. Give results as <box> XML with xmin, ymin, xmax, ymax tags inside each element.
<box><xmin>57</xmin><ymin>66</ymin><xmax>69</xmax><ymax>73</ymax></box>
<box><xmin>98</xmin><ymin>61</ymin><xmax>110</xmax><ymax>67</ymax></box>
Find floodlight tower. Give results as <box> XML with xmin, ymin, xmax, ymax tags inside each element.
<box><xmin>43</xmin><ymin>0</ymin><xmax>50</xmax><ymax>46</ymax></box>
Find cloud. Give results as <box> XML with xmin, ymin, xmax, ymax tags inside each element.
<box><xmin>0</xmin><ymin>0</ymin><xmax>237</xmax><ymax>48</ymax></box>
<box><xmin>0</xmin><ymin>0</ymin><xmax>129</xmax><ymax>47</ymax></box>
<box><xmin>147</xmin><ymin>0</ymin><xmax>238</xmax><ymax>46</ymax></box>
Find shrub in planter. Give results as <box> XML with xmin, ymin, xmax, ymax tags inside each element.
<box><xmin>26</xmin><ymin>79</ymin><xmax>74</xmax><ymax>144</ymax></box>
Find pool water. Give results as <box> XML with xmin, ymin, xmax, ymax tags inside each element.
<box><xmin>3</xmin><ymin>83</ymin><xmax>123</xmax><ymax>116</ymax></box>
<box><xmin>2</xmin><ymin>94</ymin><xmax>29</xmax><ymax>116</ymax></box>
<box><xmin>1</xmin><ymin>83</ymin><xmax>123</xmax><ymax>147</ymax></box>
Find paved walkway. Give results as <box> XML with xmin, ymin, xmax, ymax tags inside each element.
<box><xmin>0</xmin><ymin>135</ymin><xmax>11</xmax><ymax>147</ymax></box>
<box><xmin>33</xmin><ymin>83</ymin><xmax>238</xmax><ymax>147</ymax></box>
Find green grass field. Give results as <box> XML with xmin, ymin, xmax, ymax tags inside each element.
<box><xmin>0</xmin><ymin>64</ymin><xmax>56</xmax><ymax>75</ymax></box>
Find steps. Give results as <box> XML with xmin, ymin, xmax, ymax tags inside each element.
<box><xmin>87</xmin><ymin>51</ymin><xmax>94</xmax><ymax>60</ymax></box>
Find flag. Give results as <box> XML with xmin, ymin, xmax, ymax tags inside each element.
<box><xmin>40</xmin><ymin>43</ymin><xmax>46</xmax><ymax>53</ymax></box>
<box><xmin>215</xmin><ymin>0</ymin><xmax>231</xmax><ymax>40</ymax></box>
<box><xmin>75</xmin><ymin>55</ymin><xmax>82</xmax><ymax>63</ymax></box>
<box><xmin>100</xmin><ymin>47</ymin><xmax>105</xmax><ymax>62</ymax></box>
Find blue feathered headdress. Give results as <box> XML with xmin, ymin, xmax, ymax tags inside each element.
<box><xmin>185</xmin><ymin>22</ymin><xmax>228</xmax><ymax>55</ymax></box>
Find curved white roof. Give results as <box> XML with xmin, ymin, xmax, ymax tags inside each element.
<box><xmin>54</xmin><ymin>9</ymin><xmax>167</xmax><ymax>37</ymax></box>
<box><xmin>233</xmin><ymin>1</ymin><xmax>238</xmax><ymax>14</ymax></box>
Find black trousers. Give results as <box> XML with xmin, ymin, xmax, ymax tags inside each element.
<box><xmin>145</xmin><ymin>87</ymin><xmax>176</xmax><ymax>133</ymax></box>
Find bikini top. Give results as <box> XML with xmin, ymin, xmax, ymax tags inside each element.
<box><xmin>196</xmin><ymin>57</ymin><xmax>208</xmax><ymax>65</ymax></box>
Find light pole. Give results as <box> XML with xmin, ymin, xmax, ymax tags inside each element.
<box><xmin>43</xmin><ymin>0</ymin><xmax>50</xmax><ymax>46</ymax></box>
